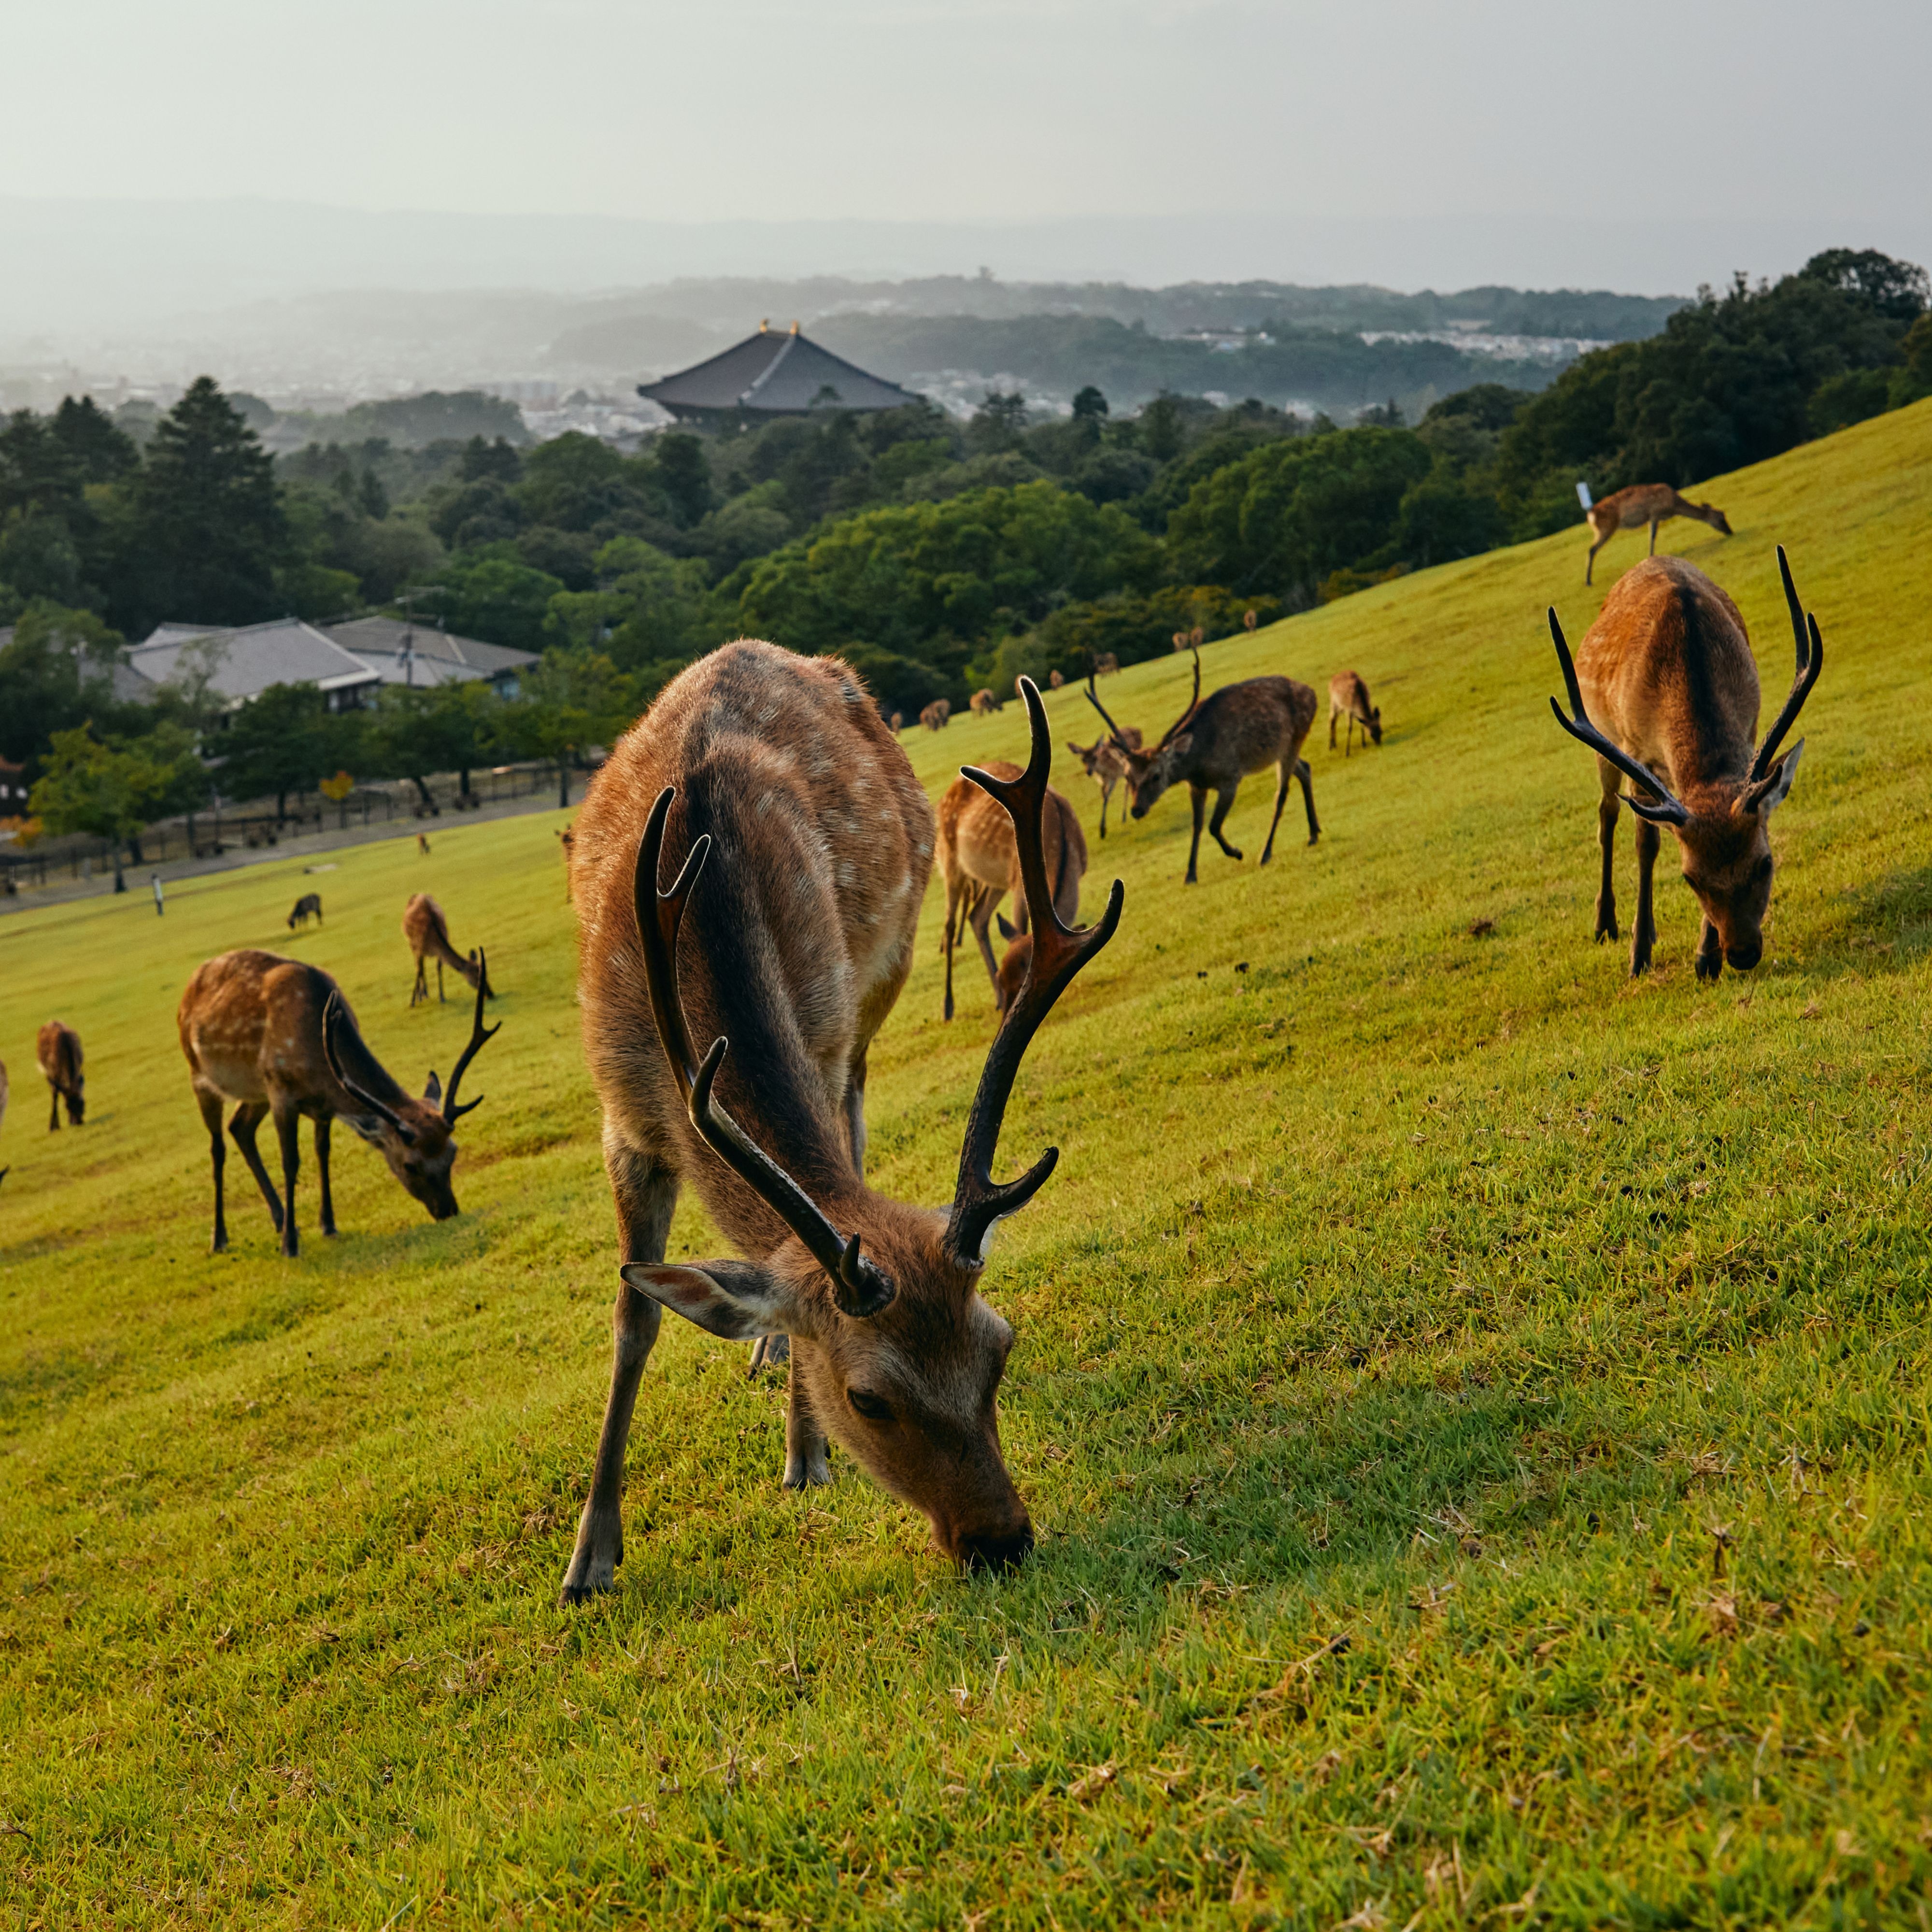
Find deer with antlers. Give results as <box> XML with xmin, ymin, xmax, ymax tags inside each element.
<box><xmin>37</xmin><ymin>1023</ymin><xmax>84</xmax><ymax>1129</ymax></box>
<box><xmin>1546</xmin><ymin>548</ymin><xmax>1821</xmax><ymax>980</ymax></box>
<box><xmin>1584</xmin><ymin>484</ymin><xmax>1733</xmax><ymax>585</ymax></box>
<box><xmin>404</xmin><ymin>892</ymin><xmax>495</xmax><ymax>1007</ymax></box>
<box><xmin>1087</xmin><ymin>650</ymin><xmax>1320</xmax><ymax>883</ymax></box>
<box><xmin>938</xmin><ymin>761</ymin><xmax>1087</xmax><ymax>1021</ymax></box>
<box><xmin>556</xmin><ymin>644</ymin><xmax>1121</xmax><ymax>1604</ymax></box>
<box><xmin>1066</xmin><ymin>724</ymin><xmax>1143</xmax><ymax>839</ymax></box>
<box><xmin>178</xmin><ymin>951</ymin><xmax>498</xmax><ymax>1255</ymax></box>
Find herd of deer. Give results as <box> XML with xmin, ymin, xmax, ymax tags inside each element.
<box><xmin>2</xmin><ymin>491</ymin><xmax>1827</xmax><ymax>1603</ymax></box>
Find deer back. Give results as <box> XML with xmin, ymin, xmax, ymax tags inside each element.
<box><xmin>575</xmin><ymin>642</ymin><xmax>934</xmax><ymax>1257</ymax></box>
<box><xmin>1163</xmin><ymin>676</ymin><xmax>1316</xmax><ymax>783</ymax></box>
<box><xmin>37</xmin><ymin>1022</ymin><xmax>82</xmax><ymax>1093</ymax></box>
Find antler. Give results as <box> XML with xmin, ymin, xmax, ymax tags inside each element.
<box><xmin>1084</xmin><ymin>669</ymin><xmax>1134</xmax><ymax>752</ymax></box>
<box><xmin>1155</xmin><ymin>644</ymin><xmax>1202</xmax><ymax>750</ymax></box>
<box><xmin>1546</xmin><ymin>608</ymin><xmax>1690</xmax><ymax>826</ymax></box>
<box><xmin>948</xmin><ymin>677</ymin><xmax>1124</xmax><ymax>1267</ymax></box>
<box><xmin>441</xmin><ymin>958</ymin><xmax>500</xmax><ymax>1124</ymax></box>
<box><xmin>1750</xmin><ymin>544</ymin><xmax>1823</xmax><ymax>781</ymax></box>
<box><xmin>322</xmin><ymin>991</ymin><xmax>418</xmax><ymax>1144</ymax></box>
<box><xmin>633</xmin><ymin>788</ymin><xmax>894</xmax><ymax>1319</ymax></box>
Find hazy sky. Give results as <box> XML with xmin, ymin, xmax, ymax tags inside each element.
<box><xmin>6</xmin><ymin>0</ymin><xmax>1925</xmax><ymax>232</ymax></box>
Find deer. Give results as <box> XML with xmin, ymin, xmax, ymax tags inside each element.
<box><xmin>970</xmin><ymin>688</ymin><xmax>1002</xmax><ymax>717</ymax></box>
<box><xmin>920</xmin><ymin>698</ymin><xmax>952</xmax><ymax>731</ymax></box>
<box><xmin>1087</xmin><ymin>648</ymin><xmax>1320</xmax><ymax>883</ymax></box>
<box><xmin>418</xmin><ymin>832</ymin><xmax>432</xmax><ymax>856</ymax></box>
<box><xmin>1546</xmin><ymin>548</ymin><xmax>1821</xmax><ymax>981</ymax></box>
<box><xmin>1584</xmin><ymin>484</ymin><xmax>1733</xmax><ymax>585</ymax></box>
<box><xmin>938</xmin><ymin>761</ymin><xmax>1086</xmax><ymax>1021</ymax></box>
<box><xmin>1066</xmin><ymin>725</ymin><xmax>1144</xmax><ymax>839</ymax></box>
<box><xmin>1048</xmin><ymin>669</ymin><xmax>1065</xmax><ymax>690</ymax></box>
<box><xmin>890</xmin><ymin>710</ymin><xmax>904</xmax><ymax>732</ymax></box>
<box><xmin>1093</xmin><ymin>653</ymin><xmax>1119</xmax><ymax>677</ymax></box>
<box><xmin>0</xmin><ymin>1055</ymin><xmax>9</xmax><ymax>1187</ymax></box>
<box><xmin>1328</xmin><ymin>671</ymin><xmax>1382</xmax><ymax>754</ymax></box>
<box><xmin>178</xmin><ymin>950</ymin><xmax>499</xmax><ymax>1257</ymax></box>
<box><xmin>37</xmin><ymin>1023</ymin><xmax>84</xmax><ymax>1129</ymax></box>
<box><xmin>287</xmin><ymin>892</ymin><xmax>323</xmax><ymax>929</ymax></box>
<box><xmin>404</xmin><ymin>893</ymin><xmax>494</xmax><ymax>1007</ymax></box>
<box><xmin>556</xmin><ymin>644</ymin><xmax>1121</xmax><ymax>1605</ymax></box>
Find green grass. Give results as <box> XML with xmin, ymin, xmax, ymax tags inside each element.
<box><xmin>3</xmin><ymin>399</ymin><xmax>1931</xmax><ymax>1929</ymax></box>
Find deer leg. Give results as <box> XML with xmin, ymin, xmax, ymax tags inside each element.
<box><xmin>1098</xmin><ymin>778</ymin><xmax>1109</xmax><ymax>839</ymax></box>
<box><xmin>437</xmin><ymin>958</ymin><xmax>445</xmax><ymax>1004</ymax></box>
<box><xmin>560</xmin><ymin>1140</ymin><xmax>676</xmax><ymax>1606</ymax></box>
<box><xmin>942</xmin><ymin>881</ymin><xmax>962</xmax><ymax>1021</ymax></box>
<box><xmin>1586</xmin><ymin>534</ymin><xmax>1609</xmax><ymax>585</ymax></box>
<box><xmin>1593</xmin><ymin>763</ymin><xmax>1621</xmax><ymax>944</ymax></box>
<box><xmin>1208</xmin><ymin>785</ymin><xmax>1244</xmax><ymax>863</ymax></box>
<box><xmin>314</xmin><ymin>1114</ymin><xmax>336</xmax><ymax>1237</ymax></box>
<box><xmin>1695</xmin><ymin>917</ymin><xmax>1725</xmax><ymax>983</ymax></box>
<box><xmin>1329</xmin><ymin>705</ymin><xmax>1338</xmax><ymax>751</ymax></box>
<box><xmin>1259</xmin><ymin>762</ymin><xmax>1292</xmax><ymax>865</ymax></box>
<box><xmin>410</xmin><ymin>958</ymin><xmax>426</xmax><ymax>1007</ymax></box>
<box><xmin>229</xmin><ymin>1102</ymin><xmax>284</xmax><ymax>1233</ymax></box>
<box><xmin>1648</xmin><ymin>519</ymin><xmax>1659</xmax><ymax>557</ymax></box>
<box><xmin>48</xmin><ymin>1082</ymin><xmax>59</xmax><ymax>1132</ymax></box>
<box><xmin>1295</xmin><ymin>757</ymin><xmax>1321</xmax><ymax>844</ymax></box>
<box><xmin>1185</xmin><ymin>784</ymin><xmax>1208</xmax><ymax>883</ymax></box>
<box><xmin>970</xmin><ymin>886</ymin><xmax>1003</xmax><ymax>991</ymax></box>
<box><xmin>783</xmin><ymin>1369</ymin><xmax>831</xmax><ymax>1489</ymax></box>
<box><xmin>273</xmin><ymin>1103</ymin><xmax>301</xmax><ymax>1258</ymax></box>
<box><xmin>198</xmin><ymin>1088</ymin><xmax>229</xmax><ymax>1254</ymax></box>
<box><xmin>1630</xmin><ymin>816</ymin><xmax>1660</xmax><ymax>976</ymax></box>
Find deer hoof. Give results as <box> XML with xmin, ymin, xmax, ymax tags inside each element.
<box><xmin>557</xmin><ymin>1573</ymin><xmax>615</xmax><ymax>1607</ymax></box>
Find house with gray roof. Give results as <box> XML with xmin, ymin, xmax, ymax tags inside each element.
<box><xmin>320</xmin><ymin>617</ymin><xmax>537</xmax><ymax>696</ymax></box>
<box><xmin>127</xmin><ymin>618</ymin><xmax>384</xmax><ymax>712</ymax></box>
<box><xmin>638</xmin><ymin>321</ymin><xmax>924</xmax><ymax>423</ymax></box>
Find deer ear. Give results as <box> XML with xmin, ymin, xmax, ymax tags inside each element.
<box><xmin>1740</xmin><ymin>739</ymin><xmax>1803</xmax><ymax>817</ymax></box>
<box><xmin>1167</xmin><ymin>732</ymin><xmax>1193</xmax><ymax>758</ymax></box>
<box><xmin>621</xmin><ymin>1260</ymin><xmax>799</xmax><ymax>1340</ymax></box>
<box><xmin>423</xmin><ymin>1069</ymin><xmax>442</xmax><ymax>1103</ymax></box>
<box><xmin>995</xmin><ymin>911</ymin><xmax>1017</xmax><ymax>941</ymax></box>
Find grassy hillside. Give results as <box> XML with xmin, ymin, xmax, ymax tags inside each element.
<box><xmin>2</xmin><ymin>398</ymin><xmax>1930</xmax><ymax>1928</ymax></box>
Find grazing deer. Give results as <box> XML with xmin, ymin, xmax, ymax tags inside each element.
<box><xmin>1328</xmin><ymin>671</ymin><xmax>1382</xmax><ymax>753</ymax></box>
<box><xmin>938</xmin><ymin>761</ymin><xmax>1086</xmax><ymax>1020</ymax></box>
<box><xmin>287</xmin><ymin>892</ymin><xmax>323</xmax><ymax>929</ymax></box>
<box><xmin>1546</xmin><ymin>548</ymin><xmax>1821</xmax><ymax>980</ymax></box>
<box><xmin>1585</xmin><ymin>484</ymin><xmax>1733</xmax><ymax>584</ymax></box>
<box><xmin>1066</xmin><ymin>725</ymin><xmax>1144</xmax><ymax>839</ymax></box>
<box><xmin>556</xmin><ymin>646</ymin><xmax>1121</xmax><ymax>1604</ymax></box>
<box><xmin>404</xmin><ymin>893</ymin><xmax>494</xmax><ymax>1007</ymax></box>
<box><xmin>418</xmin><ymin>832</ymin><xmax>432</xmax><ymax>856</ymax></box>
<box><xmin>178</xmin><ymin>950</ymin><xmax>498</xmax><ymax>1256</ymax></box>
<box><xmin>970</xmin><ymin>688</ymin><xmax>1002</xmax><ymax>717</ymax></box>
<box><xmin>1048</xmin><ymin>669</ymin><xmax>1065</xmax><ymax>689</ymax></box>
<box><xmin>890</xmin><ymin>710</ymin><xmax>904</xmax><ymax>732</ymax></box>
<box><xmin>37</xmin><ymin>1023</ymin><xmax>84</xmax><ymax>1128</ymax></box>
<box><xmin>920</xmin><ymin>698</ymin><xmax>952</xmax><ymax>731</ymax></box>
<box><xmin>1088</xmin><ymin>650</ymin><xmax>1321</xmax><ymax>882</ymax></box>
<box><xmin>1093</xmin><ymin>652</ymin><xmax>1119</xmax><ymax>677</ymax></box>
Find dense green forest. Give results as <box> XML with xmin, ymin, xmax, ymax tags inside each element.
<box><xmin>3</xmin><ymin>247</ymin><xmax>1926</xmax><ymax>865</ymax></box>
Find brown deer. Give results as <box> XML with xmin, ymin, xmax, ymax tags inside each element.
<box><xmin>37</xmin><ymin>1023</ymin><xmax>84</xmax><ymax>1128</ymax></box>
<box><xmin>969</xmin><ymin>688</ymin><xmax>1002</xmax><ymax>717</ymax></box>
<box><xmin>404</xmin><ymin>893</ymin><xmax>494</xmax><ymax>1007</ymax></box>
<box><xmin>890</xmin><ymin>710</ymin><xmax>904</xmax><ymax>731</ymax></box>
<box><xmin>920</xmin><ymin>698</ymin><xmax>952</xmax><ymax>731</ymax></box>
<box><xmin>1328</xmin><ymin>671</ymin><xmax>1382</xmax><ymax>753</ymax></box>
<box><xmin>1066</xmin><ymin>725</ymin><xmax>1144</xmax><ymax>839</ymax></box>
<box><xmin>1546</xmin><ymin>548</ymin><xmax>1820</xmax><ymax>980</ymax></box>
<box><xmin>1585</xmin><ymin>484</ymin><xmax>1733</xmax><ymax>584</ymax></box>
<box><xmin>178</xmin><ymin>950</ymin><xmax>499</xmax><ymax>1256</ymax></box>
<box><xmin>938</xmin><ymin>761</ymin><xmax>1086</xmax><ymax>1021</ymax></box>
<box><xmin>1087</xmin><ymin>650</ymin><xmax>1321</xmax><ymax>883</ymax></box>
<box><xmin>1048</xmin><ymin>669</ymin><xmax>1065</xmax><ymax>689</ymax></box>
<box><xmin>417</xmin><ymin>831</ymin><xmax>432</xmax><ymax>856</ymax></box>
<box><xmin>1093</xmin><ymin>652</ymin><xmax>1119</xmax><ymax>677</ymax></box>
<box><xmin>287</xmin><ymin>892</ymin><xmax>323</xmax><ymax>930</ymax></box>
<box><xmin>556</xmin><ymin>646</ymin><xmax>1121</xmax><ymax>1604</ymax></box>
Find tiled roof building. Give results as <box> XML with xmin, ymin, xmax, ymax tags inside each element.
<box><xmin>638</xmin><ymin>321</ymin><xmax>923</xmax><ymax>423</ymax></box>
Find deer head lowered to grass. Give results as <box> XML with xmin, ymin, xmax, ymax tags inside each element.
<box><xmin>404</xmin><ymin>892</ymin><xmax>495</xmax><ymax>1007</ymax></box>
<box><xmin>1066</xmin><ymin>724</ymin><xmax>1143</xmax><ymax>839</ymax></box>
<box><xmin>36</xmin><ymin>1023</ymin><xmax>84</xmax><ymax>1129</ymax></box>
<box><xmin>1087</xmin><ymin>648</ymin><xmax>1321</xmax><ymax>883</ymax></box>
<box><xmin>177</xmin><ymin>949</ymin><xmax>499</xmax><ymax>1256</ymax></box>
<box><xmin>1546</xmin><ymin>547</ymin><xmax>1821</xmax><ymax>981</ymax></box>
<box><xmin>557</xmin><ymin>643</ymin><xmax>1121</xmax><ymax>1605</ymax></box>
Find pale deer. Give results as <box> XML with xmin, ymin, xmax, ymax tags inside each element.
<box><xmin>920</xmin><ymin>698</ymin><xmax>952</xmax><ymax>731</ymax></box>
<box><xmin>37</xmin><ymin>1023</ymin><xmax>84</xmax><ymax>1129</ymax></box>
<box><xmin>1066</xmin><ymin>725</ymin><xmax>1144</xmax><ymax>839</ymax></box>
<box><xmin>1585</xmin><ymin>484</ymin><xmax>1733</xmax><ymax>584</ymax></box>
<box><xmin>404</xmin><ymin>892</ymin><xmax>495</xmax><ymax>1007</ymax></box>
<box><xmin>557</xmin><ymin>646</ymin><xmax>1121</xmax><ymax>1604</ymax></box>
<box><xmin>970</xmin><ymin>688</ymin><xmax>1002</xmax><ymax>717</ymax></box>
<box><xmin>1328</xmin><ymin>671</ymin><xmax>1382</xmax><ymax>753</ymax></box>
<box><xmin>1546</xmin><ymin>547</ymin><xmax>1821</xmax><ymax>980</ymax></box>
<box><xmin>178</xmin><ymin>950</ymin><xmax>499</xmax><ymax>1256</ymax></box>
<box><xmin>938</xmin><ymin>761</ymin><xmax>1086</xmax><ymax>1021</ymax></box>
<box><xmin>287</xmin><ymin>892</ymin><xmax>323</xmax><ymax>930</ymax></box>
<box><xmin>1088</xmin><ymin>650</ymin><xmax>1320</xmax><ymax>883</ymax></box>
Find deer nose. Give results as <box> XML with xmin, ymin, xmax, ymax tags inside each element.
<box><xmin>956</xmin><ymin>1521</ymin><xmax>1035</xmax><ymax>1574</ymax></box>
<box><xmin>1726</xmin><ymin>940</ymin><xmax>1762</xmax><ymax>972</ymax></box>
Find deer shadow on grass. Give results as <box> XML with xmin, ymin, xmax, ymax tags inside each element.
<box><xmin>1801</xmin><ymin>862</ymin><xmax>1932</xmax><ymax>978</ymax></box>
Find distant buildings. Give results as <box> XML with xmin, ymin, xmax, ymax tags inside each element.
<box><xmin>639</xmin><ymin>321</ymin><xmax>924</xmax><ymax>425</ymax></box>
<box><xmin>124</xmin><ymin>616</ymin><xmax>537</xmax><ymax>713</ymax></box>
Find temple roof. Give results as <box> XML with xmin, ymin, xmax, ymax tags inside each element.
<box><xmin>638</xmin><ymin>323</ymin><xmax>924</xmax><ymax>419</ymax></box>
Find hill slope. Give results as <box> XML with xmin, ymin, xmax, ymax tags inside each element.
<box><xmin>2</xmin><ymin>399</ymin><xmax>1929</xmax><ymax>1926</ymax></box>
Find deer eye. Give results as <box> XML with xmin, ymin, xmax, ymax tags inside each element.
<box><xmin>1754</xmin><ymin>856</ymin><xmax>1773</xmax><ymax>883</ymax></box>
<box><xmin>847</xmin><ymin>1388</ymin><xmax>895</xmax><ymax>1423</ymax></box>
